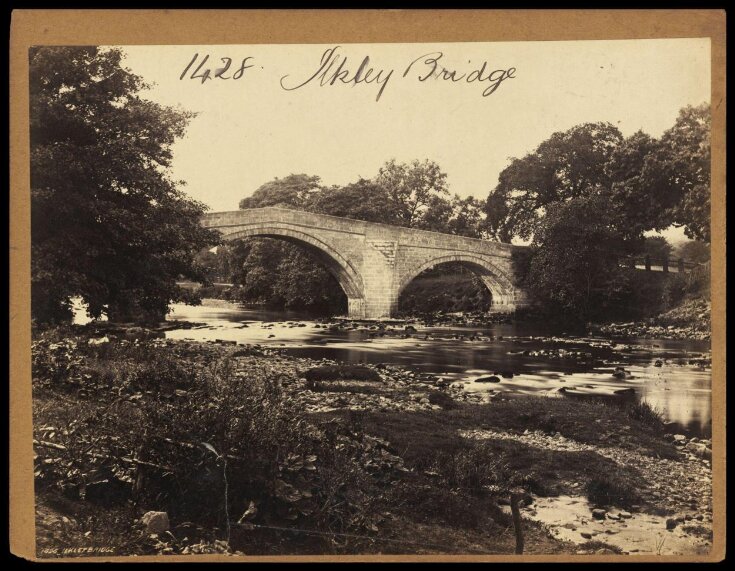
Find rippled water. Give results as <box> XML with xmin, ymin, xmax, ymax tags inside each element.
<box><xmin>164</xmin><ymin>300</ymin><xmax>712</xmax><ymax>437</ymax></box>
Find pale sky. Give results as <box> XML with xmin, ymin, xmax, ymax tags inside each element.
<box><xmin>120</xmin><ymin>39</ymin><xmax>710</xmax><ymax>244</ymax></box>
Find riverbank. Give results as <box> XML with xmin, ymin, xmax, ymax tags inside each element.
<box><xmin>31</xmin><ymin>328</ymin><xmax>712</xmax><ymax>557</ymax></box>
<box><xmin>590</xmin><ymin>299</ymin><xmax>711</xmax><ymax>342</ymax></box>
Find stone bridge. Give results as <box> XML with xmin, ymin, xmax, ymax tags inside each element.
<box><xmin>201</xmin><ymin>207</ymin><xmax>529</xmax><ymax>319</ymax></box>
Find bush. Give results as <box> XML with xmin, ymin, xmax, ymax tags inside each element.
<box><xmin>427</xmin><ymin>391</ymin><xmax>458</xmax><ymax>410</ymax></box>
<box><xmin>429</xmin><ymin>442</ymin><xmax>512</xmax><ymax>494</ymax></box>
<box><xmin>32</xmin><ymin>336</ymin><xmax>85</xmax><ymax>388</ymax></box>
<box><xmin>625</xmin><ymin>401</ymin><xmax>664</xmax><ymax>431</ymax></box>
<box><xmin>586</xmin><ymin>470</ymin><xmax>640</xmax><ymax>508</ymax></box>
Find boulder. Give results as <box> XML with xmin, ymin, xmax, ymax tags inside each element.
<box><xmin>141</xmin><ymin>511</ymin><xmax>170</xmax><ymax>534</ymax></box>
<box><xmin>685</xmin><ymin>441</ymin><xmax>712</xmax><ymax>460</ymax></box>
<box><xmin>475</xmin><ymin>375</ymin><xmax>501</xmax><ymax>383</ymax></box>
<box><xmin>592</xmin><ymin>508</ymin><xmax>606</xmax><ymax>520</ymax></box>
<box><xmin>665</xmin><ymin>518</ymin><xmax>678</xmax><ymax>531</ymax></box>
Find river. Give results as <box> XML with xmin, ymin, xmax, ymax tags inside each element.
<box><xmin>162</xmin><ymin>299</ymin><xmax>711</xmax><ymax>437</ymax></box>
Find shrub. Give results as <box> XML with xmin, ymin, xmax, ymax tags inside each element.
<box><xmin>430</xmin><ymin>442</ymin><xmax>512</xmax><ymax>494</ymax></box>
<box><xmin>32</xmin><ymin>333</ymin><xmax>84</xmax><ymax>388</ymax></box>
<box><xmin>427</xmin><ymin>391</ymin><xmax>458</xmax><ymax>410</ymax></box>
<box><xmin>625</xmin><ymin>401</ymin><xmax>664</xmax><ymax>431</ymax></box>
<box><xmin>586</xmin><ymin>470</ymin><xmax>640</xmax><ymax>508</ymax></box>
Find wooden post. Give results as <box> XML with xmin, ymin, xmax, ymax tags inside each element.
<box><xmin>662</xmin><ymin>257</ymin><xmax>669</xmax><ymax>273</ymax></box>
<box><xmin>678</xmin><ymin>258</ymin><xmax>685</xmax><ymax>273</ymax></box>
<box><xmin>510</xmin><ymin>488</ymin><xmax>525</xmax><ymax>554</ymax></box>
<box><xmin>644</xmin><ymin>255</ymin><xmax>651</xmax><ymax>271</ymax></box>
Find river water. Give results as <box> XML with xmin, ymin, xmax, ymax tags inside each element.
<box><xmin>163</xmin><ymin>300</ymin><xmax>711</xmax><ymax>437</ymax></box>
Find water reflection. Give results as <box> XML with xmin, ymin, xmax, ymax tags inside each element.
<box><xmin>161</xmin><ymin>301</ymin><xmax>711</xmax><ymax>436</ymax></box>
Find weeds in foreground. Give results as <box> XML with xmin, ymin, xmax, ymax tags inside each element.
<box><xmin>32</xmin><ymin>334</ymin><xmax>399</xmax><ymax>555</ymax></box>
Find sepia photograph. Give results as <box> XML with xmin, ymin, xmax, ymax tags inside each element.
<box><xmin>10</xmin><ymin>9</ymin><xmax>725</xmax><ymax>562</ymax></box>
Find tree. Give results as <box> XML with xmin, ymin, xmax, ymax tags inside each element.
<box><xmin>306</xmin><ymin>178</ymin><xmax>399</xmax><ymax>224</ymax></box>
<box><xmin>657</xmin><ymin>104</ymin><xmax>711</xmax><ymax>242</ymax></box>
<box><xmin>376</xmin><ymin>159</ymin><xmax>450</xmax><ymax>227</ymax></box>
<box><xmin>239</xmin><ymin>174</ymin><xmax>322</xmax><ymax>209</ymax></box>
<box><xmin>674</xmin><ymin>240</ymin><xmax>710</xmax><ymax>264</ymax></box>
<box><xmin>446</xmin><ymin>195</ymin><xmax>486</xmax><ymax>238</ymax></box>
<box><xmin>604</xmin><ymin>131</ymin><xmax>673</xmax><ymax>244</ymax></box>
<box><xmin>527</xmin><ymin>195</ymin><xmax>631</xmax><ymax>324</ymax></box>
<box><xmin>30</xmin><ymin>46</ymin><xmax>218</xmax><ymax>324</ymax></box>
<box><xmin>641</xmin><ymin>236</ymin><xmax>673</xmax><ymax>261</ymax></box>
<box><xmin>486</xmin><ymin>107</ymin><xmax>711</xmax><ymax>245</ymax></box>
<box><xmin>485</xmin><ymin>123</ymin><xmax>623</xmax><ymax>241</ymax></box>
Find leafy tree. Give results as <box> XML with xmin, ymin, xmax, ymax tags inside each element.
<box><xmin>527</xmin><ymin>196</ymin><xmax>631</xmax><ymax>324</ymax></box>
<box><xmin>306</xmin><ymin>178</ymin><xmax>399</xmax><ymax>224</ymax></box>
<box><xmin>486</xmin><ymin>107</ymin><xmax>711</xmax><ymax>246</ymax></box>
<box><xmin>641</xmin><ymin>236</ymin><xmax>674</xmax><ymax>261</ymax></box>
<box><xmin>446</xmin><ymin>195</ymin><xmax>486</xmax><ymax>238</ymax></box>
<box><xmin>239</xmin><ymin>174</ymin><xmax>321</xmax><ymax>209</ymax></box>
<box><xmin>30</xmin><ymin>46</ymin><xmax>218</xmax><ymax>324</ymax></box>
<box><xmin>674</xmin><ymin>240</ymin><xmax>710</xmax><ymax>264</ymax></box>
<box><xmin>376</xmin><ymin>159</ymin><xmax>450</xmax><ymax>227</ymax></box>
<box><xmin>657</xmin><ymin>104</ymin><xmax>711</xmax><ymax>242</ymax></box>
<box><xmin>604</xmin><ymin>131</ymin><xmax>672</xmax><ymax>244</ymax></box>
<box><xmin>485</xmin><ymin>123</ymin><xmax>623</xmax><ymax>241</ymax></box>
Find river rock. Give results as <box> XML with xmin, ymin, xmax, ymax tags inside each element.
<box><xmin>673</xmin><ymin>434</ymin><xmax>687</xmax><ymax>443</ymax></box>
<box><xmin>141</xmin><ymin>511</ymin><xmax>170</xmax><ymax>534</ymax></box>
<box><xmin>666</xmin><ymin>518</ymin><xmax>678</xmax><ymax>530</ymax></box>
<box><xmin>685</xmin><ymin>441</ymin><xmax>712</xmax><ymax>460</ymax></box>
<box><xmin>614</xmin><ymin>388</ymin><xmax>636</xmax><ymax>395</ymax></box>
<box><xmin>592</xmin><ymin>508</ymin><xmax>606</xmax><ymax>520</ymax></box>
<box><xmin>475</xmin><ymin>376</ymin><xmax>501</xmax><ymax>383</ymax></box>
<box><xmin>612</xmin><ymin>367</ymin><xmax>627</xmax><ymax>379</ymax></box>
<box><xmin>619</xmin><ymin>511</ymin><xmax>632</xmax><ymax>519</ymax></box>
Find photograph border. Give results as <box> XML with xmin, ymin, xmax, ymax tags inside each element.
<box><xmin>9</xmin><ymin>8</ymin><xmax>726</xmax><ymax>562</ymax></box>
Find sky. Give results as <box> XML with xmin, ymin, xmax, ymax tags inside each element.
<box><xmin>120</xmin><ymin>39</ymin><xmax>710</xmax><ymax>244</ymax></box>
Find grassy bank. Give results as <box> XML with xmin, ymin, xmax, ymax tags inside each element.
<box><xmin>32</xmin><ymin>328</ymin><xmax>709</xmax><ymax>557</ymax></box>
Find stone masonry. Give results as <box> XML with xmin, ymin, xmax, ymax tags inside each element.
<box><xmin>201</xmin><ymin>207</ymin><xmax>529</xmax><ymax>319</ymax></box>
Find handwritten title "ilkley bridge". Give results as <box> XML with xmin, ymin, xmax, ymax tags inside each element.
<box><xmin>180</xmin><ymin>46</ymin><xmax>517</xmax><ymax>102</ymax></box>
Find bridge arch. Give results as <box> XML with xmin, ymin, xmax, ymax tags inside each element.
<box><xmin>221</xmin><ymin>224</ymin><xmax>366</xmax><ymax>313</ymax></box>
<box><xmin>396</xmin><ymin>253</ymin><xmax>518</xmax><ymax>310</ymax></box>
